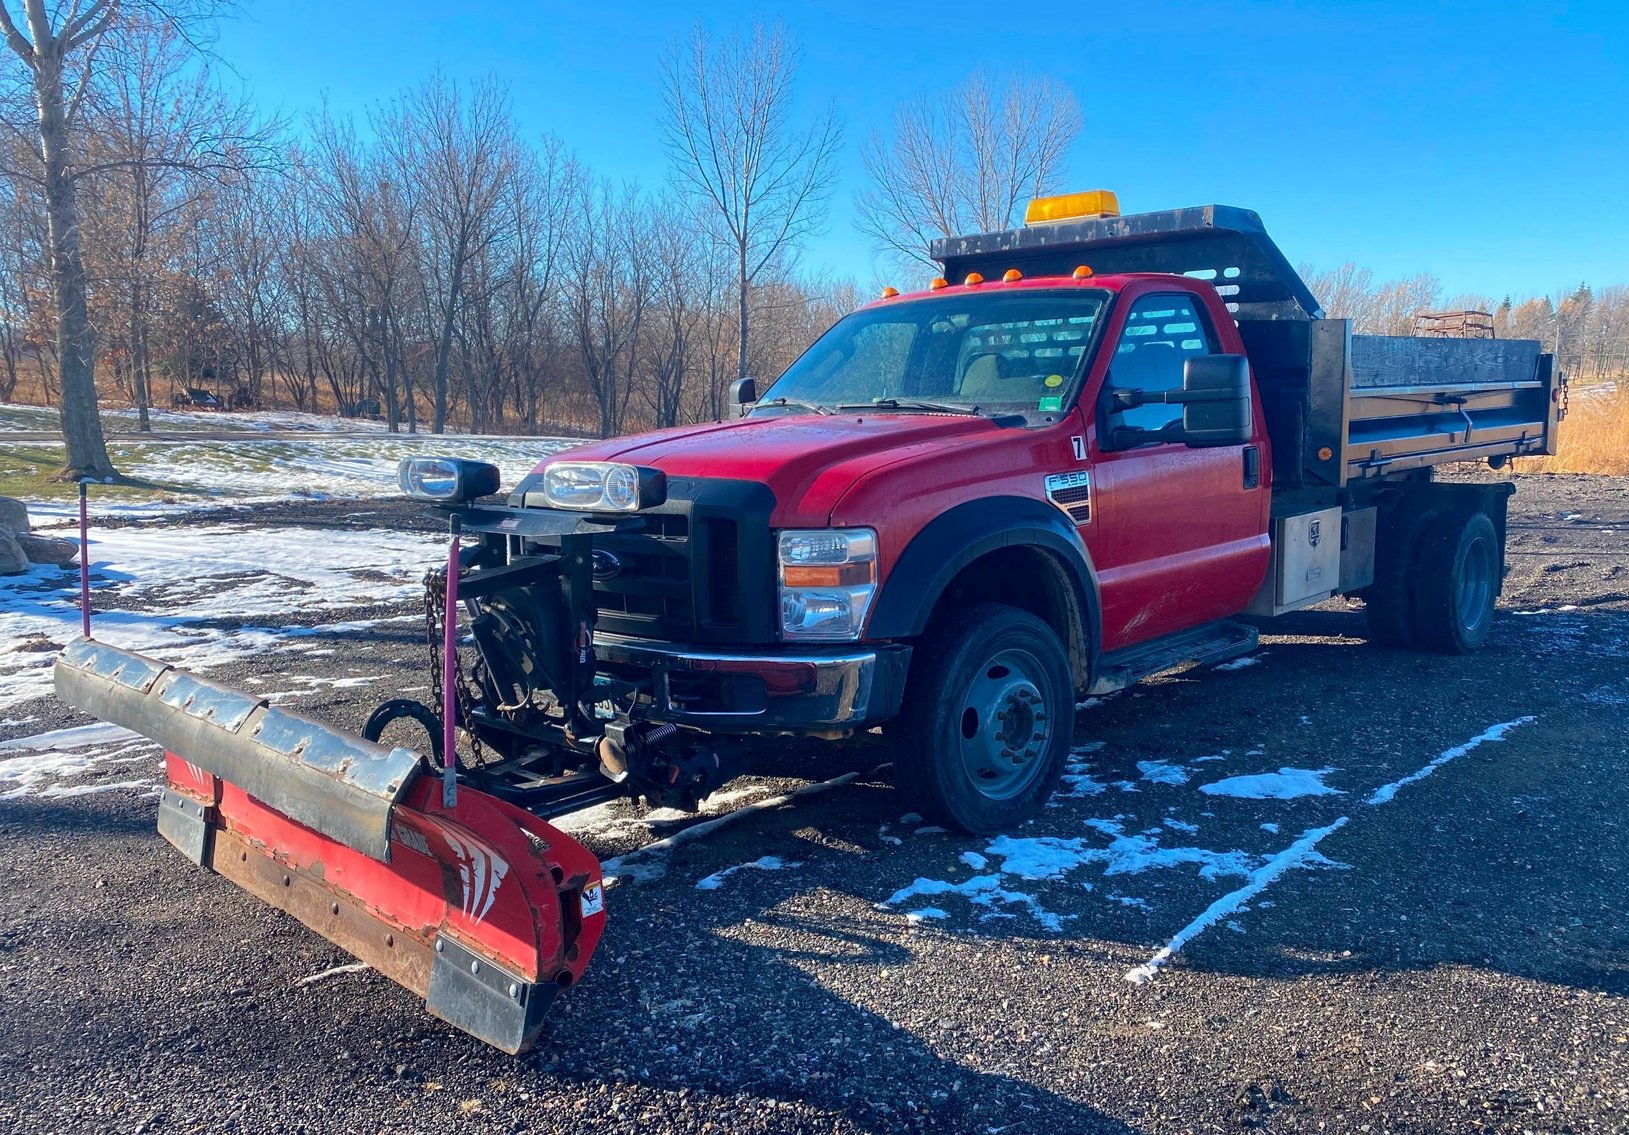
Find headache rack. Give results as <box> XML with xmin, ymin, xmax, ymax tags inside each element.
<box><xmin>934</xmin><ymin>203</ymin><xmax>1563</xmax><ymax>488</ymax></box>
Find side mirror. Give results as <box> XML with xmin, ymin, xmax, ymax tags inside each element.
<box><xmin>1180</xmin><ymin>355</ymin><xmax>1252</xmax><ymax>447</ymax></box>
<box><xmin>728</xmin><ymin>377</ymin><xmax>758</xmax><ymax>418</ymax></box>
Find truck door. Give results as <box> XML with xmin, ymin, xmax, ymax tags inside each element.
<box><xmin>1087</xmin><ymin>291</ymin><xmax>1269</xmax><ymax>649</ymax></box>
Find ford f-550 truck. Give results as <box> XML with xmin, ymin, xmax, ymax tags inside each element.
<box><xmin>56</xmin><ymin>192</ymin><xmax>1562</xmax><ymax>1050</ymax></box>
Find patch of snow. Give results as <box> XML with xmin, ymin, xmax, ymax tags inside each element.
<box><xmin>882</xmin><ymin>873</ymin><xmax>1072</xmax><ymax>932</ymax></box>
<box><xmin>1163</xmin><ymin>817</ymin><xmax>1199</xmax><ymax>834</ymax></box>
<box><xmin>1214</xmin><ymin>656</ymin><xmax>1260</xmax><ymax>671</ymax></box>
<box><xmin>1109</xmin><ymin>893</ymin><xmax>1152</xmax><ymax>911</ymax></box>
<box><xmin>0</xmin><ymin>522</ymin><xmax>447</xmax><ymax>710</ymax></box>
<box><xmin>695</xmin><ymin>855</ymin><xmax>802</xmax><ymax>891</ymax></box>
<box><xmin>1259</xmin><ymin>822</ymin><xmax>1280</xmax><ymax>834</ymax></box>
<box><xmin>960</xmin><ymin>851</ymin><xmax>988</xmax><ymax>871</ymax></box>
<box><xmin>0</xmin><ymin>722</ymin><xmax>141</xmax><ymax>750</ymax></box>
<box><xmin>1137</xmin><ymin>760</ymin><xmax>1191</xmax><ymax>786</ymax></box>
<box><xmin>905</xmin><ymin>908</ymin><xmax>947</xmax><ymax>924</ymax></box>
<box><xmin>1199</xmin><ymin>767</ymin><xmax>1343</xmax><ymax>800</ymax></box>
<box><xmin>914</xmin><ymin>825</ymin><xmax>949</xmax><ymax>836</ymax></box>
<box><xmin>1366</xmin><ymin>717</ymin><xmax>1536</xmax><ymax>805</ymax></box>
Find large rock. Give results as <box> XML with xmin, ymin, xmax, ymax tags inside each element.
<box><xmin>16</xmin><ymin>532</ymin><xmax>77</xmax><ymax>567</ymax></box>
<box><xmin>0</xmin><ymin>496</ymin><xmax>27</xmax><ymax>536</ymax></box>
<box><xmin>0</xmin><ymin>530</ymin><xmax>25</xmax><ymax>575</ymax></box>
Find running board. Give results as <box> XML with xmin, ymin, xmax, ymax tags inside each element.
<box><xmin>1089</xmin><ymin>620</ymin><xmax>1259</xmax><ymax>695</ymax></box>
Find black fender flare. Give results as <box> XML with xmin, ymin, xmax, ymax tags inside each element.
<box><xmin>867</xmin><ymin>496</ymin><xmax>1101</xmax><ymax>688</ymax></box>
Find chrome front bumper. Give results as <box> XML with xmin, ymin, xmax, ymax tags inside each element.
<box><xmin>594</xmin><ymin>634</ymin><xmax>912</xmax><ymax>734</ymax></box>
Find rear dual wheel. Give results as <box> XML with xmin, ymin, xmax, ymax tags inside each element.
<box><xmin>1367</xmin><ymin>508</ymin><xmax>1498</xmax><ymax>654</ymax></box>
<box><xmin>892</xmin><ymin>603</ymin><xmax>1073</xmax><ymax>834</ymax></box>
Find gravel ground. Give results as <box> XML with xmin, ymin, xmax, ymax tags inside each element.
<box><xmin>1</xmin><ymin>473</ymin><xmax>1626</xmax><ymax>1134</ymax></box>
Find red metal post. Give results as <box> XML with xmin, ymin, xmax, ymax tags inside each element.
<box><xmin>441</xmin><ymin>518</ymin><xmax>461</xmax><ymax>808</ymax></box>
<box><xmin>78</xmin><ymin>481</ymin><xmax>91</xmax><ymax>638</ymax></box>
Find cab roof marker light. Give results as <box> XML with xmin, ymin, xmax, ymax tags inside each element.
<box><xmin>1025</xmin><ymin>190</ymin><xmax>1121</xmax><ymax>226</ymax></box>
<box><xmin>1002</xmin><ymin>269</ymin><xmax>1022</xmax><ymax>283</ymax></box>
<box><xmin>930</xmin><ymin>277</ymin><xmax>949</xmax><ymax>290</ymax></box>
<box><xmin>963</xmin><ymin>272</ymin><xmax>985</xmax><ymax>287</ymax></box>
<box><xmin>1073</xmin><ymin>265</ymin><xmax>1094</xmax><ymax>281</ymax></box>
<box><xmin>880</xmin><ymin>286</ymin><xmax>899</xmax><ymax>298</ymax></box>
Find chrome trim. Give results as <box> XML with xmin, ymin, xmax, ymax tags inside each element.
<box><xmin>594</xmin><ymin>633</ymin><xmax>911</xmax><ymax>732</ymax></box>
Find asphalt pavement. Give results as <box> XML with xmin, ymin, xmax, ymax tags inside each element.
<box><xmin>1</xmin><ymin>473</ymin><xmax>1625</xmax><ymax>1134</ymax></box>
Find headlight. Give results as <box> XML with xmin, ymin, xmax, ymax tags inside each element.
<box><xmin>397</xmin><ymin>456</ymin><xmax>501</xmax><ymax>502</ymax></box>
<box><xmin>778</xmin><ymin>528</ymin><xmax>878</xmax><ymax>641</ymax></box>
<box><xmin>540</xmin><ymin>462</ymin><xmax>666</xmax><ymax>513</ymax></box>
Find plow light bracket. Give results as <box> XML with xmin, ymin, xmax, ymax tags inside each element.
<box><xmin>399</xmin><ymin>457</ymin><xmax>503</xmax><ymax>503</ymax></box>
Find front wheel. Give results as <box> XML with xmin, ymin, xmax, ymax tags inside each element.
<box><xmin>891</xmin><ymin>603</ymin><xmax>1073</xmax><ymax>834</ymax></box>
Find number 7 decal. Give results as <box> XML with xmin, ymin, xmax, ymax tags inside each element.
<box><xmin>1071</xmin><ymin>435</ymin><xmax>1086</xmax><ymax>461</ymax></box>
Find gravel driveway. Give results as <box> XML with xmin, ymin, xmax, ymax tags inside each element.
<box><xmin>2</xmin><ymin>473</ymin><xmax>1625</xmax><ymax>1134</ymax></box>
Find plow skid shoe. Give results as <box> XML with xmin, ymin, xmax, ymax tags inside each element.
<box><xmin>54</xmin><ymin>640</ymin><xmax>606</xmax><ymax>1053</ymax></box>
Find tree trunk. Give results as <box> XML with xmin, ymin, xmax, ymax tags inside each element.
<box><xmin>31</xmin><ymin>42</ymin><xmax>114</xmax><ymax>479</ymax></box>
<box><xmin>736</xmin><ymin>241</ymin><xmax>749</xmax><ymax>382</ymax></box>
<box><xmin>130</xmin><ymin>282</ymin><xmax>151</xmax><ymax>431</ymax></box>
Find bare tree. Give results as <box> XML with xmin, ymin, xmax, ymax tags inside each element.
<box><xmin>660</xmin><ymin>21</ymin><xmax>839</xmax><ymax>384</ymax></box>
<box><xmin>385</xmin><ymin>74</ymin><xmax>516</xmax><ymax>433</ymax></box>
<box><xmin>0</xmin><ymin>0</ymin><xmax>123</xmax><ymax>477</ymax></box>
<box><xmin>856</xmin><ymin>72</ymin><xmax>1081</xmax><ymax>272</ymax></box>
<box><xmin>562</xmin><ymin>180</ymin><xmax>653</xmax><ymax>437</ymax></box>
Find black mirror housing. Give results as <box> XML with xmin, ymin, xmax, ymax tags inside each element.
<box><xmin>1181</xmin><ymin>355</ymin><xmax>1252</xmax><ymax>447</ymax></box>
<box><xmin>728</xmin><ymin>377</ymin><xmax>758</xmax><ymax>417</ymax></box>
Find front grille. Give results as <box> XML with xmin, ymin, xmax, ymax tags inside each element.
<box><xmin>703</xmin><ymin>518</ymin><xmax>740</xmax><ymax>625</ymax></box>
<box><xmin>511</xmin><ymin>475</ymin><xmax>776</xmax><ymax>645</ymax></box>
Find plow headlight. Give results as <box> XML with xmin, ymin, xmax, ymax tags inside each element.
<box><xmin>540</xmin><ymin>462</ymin><xmax>666</xmax><ymax>513</ymax></box>
<box><xmin>397</xmin><ymin>457</ymin><xmax>502</xmax><ymax>502</ymax></box>
<box><xmin>778</xmin><ymin>528</ymin><xmax>878</xmax><ymax>641</ymax></box>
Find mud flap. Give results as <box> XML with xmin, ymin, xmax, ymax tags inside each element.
<box><xmin>53</xmin><ymin>641</ymin><xmax>606</xmax><ymax>1053</ymax></box>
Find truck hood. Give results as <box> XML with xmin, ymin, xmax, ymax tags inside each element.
<box><xmin>534</xmin><ymin>413</ymin><xmax>1002</xmax><ymax>526</ymax></box>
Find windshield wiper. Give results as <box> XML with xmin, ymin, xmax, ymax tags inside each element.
<box><xmin>753</xmin><ymin>396</ymin><xmax>831</xmax><ymax>416</ymax></box>
<box><xmin>835</xmin><ymin>397</ymin><xmax>982</xmax><ymax>415</ymax></box>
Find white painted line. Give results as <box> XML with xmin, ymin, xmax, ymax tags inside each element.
<box><xmin>1365</xmin><ymin>716</ymin><xmax>1536</xmax><ymax>805</ymax></box>
<box><xmin>1127</xmin><ymin>714</ymin><xmax>1538</xmax><ymax>984</ymax></box>
<box><xmin>1124</xmin><ymin>818</ymin><xmax>1348</xmax><ymax>985</ymax></box>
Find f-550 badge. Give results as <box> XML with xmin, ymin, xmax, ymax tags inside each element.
<box><xmin>1044</xmin><ymin>470</ymin><xmax>1093</xmax><ymax>524</ymax></box>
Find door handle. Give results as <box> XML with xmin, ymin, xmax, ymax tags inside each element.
<box><xmin>1243</xmin><ymin>445</ymin><xmax>1260</xmax><ymax>489</ymax></box>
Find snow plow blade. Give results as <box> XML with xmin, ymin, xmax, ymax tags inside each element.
<box><xmin>53</xmin><ymin>639</ymin><xmax>606</xmax><ymax>1053</ymax></box>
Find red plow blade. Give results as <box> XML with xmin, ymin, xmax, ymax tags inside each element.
<box><xmin>56</xmin><ymin>639</ymin><xmax>604</xmax><ymax>1053</ymax></box>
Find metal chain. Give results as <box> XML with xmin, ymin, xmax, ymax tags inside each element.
<box><xmin>424</xmin><ymin>567</ymin><xmax>487</xmax><ymax>767</ymax></box>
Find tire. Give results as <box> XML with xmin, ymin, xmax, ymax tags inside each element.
<box><xmin>1365</xmin><ymin>507</ymin><xmax>1438</xmax><ymax>648</ymax></box>
<box><xmin>891</xmin><ymin>603</ymin><xmax>1073</xmax><ymax>834</ymax></box>
<box><xmin>1413</xmin><ymin>510</ymin><xmax>1499</xmax><ymax>654</ymax></box>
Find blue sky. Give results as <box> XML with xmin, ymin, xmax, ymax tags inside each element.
<box><xmin>214</xmin><ymin>1</ymin><xmax>1626</xmax><ymax>300</ymax></box>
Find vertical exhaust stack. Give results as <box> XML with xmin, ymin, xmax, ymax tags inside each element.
<box><xmin>52</xmin><ymin>640</ymin><xmax>607</xmax><ymax>1053</ymax></box>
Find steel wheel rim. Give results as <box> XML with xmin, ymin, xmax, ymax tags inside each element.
<box><xmin>1459</xmin><ymin>534</ymin><xmax>1494</xmax><ymax>632</ymax></box>
<box><xmin>955</xmin><ymin>646</ymin><xmax>1053</xmax><ymax>801</ymax></box>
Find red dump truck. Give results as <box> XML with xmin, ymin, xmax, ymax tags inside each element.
<box><xmin>56</xmin><ymin>191</ymin><xmax>1563</xmax><ymax>1050</ymax></box>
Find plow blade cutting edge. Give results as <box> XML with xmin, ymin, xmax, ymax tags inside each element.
<box><xmin>53</xmin><ymin>638</ymin><xmax>606</xmax><ymax>1053</ymax></box>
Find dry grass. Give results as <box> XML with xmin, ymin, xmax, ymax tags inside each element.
<box><xmin>1518</xmin><ymin>382</ymin><xmax>1629</xmax><ymax>476</ymax></box>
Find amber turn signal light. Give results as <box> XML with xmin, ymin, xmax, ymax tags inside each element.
<box><xmin>781</xmin><ymin>563</ymin><xmax>875</xmax><ymax>588</ymax></box>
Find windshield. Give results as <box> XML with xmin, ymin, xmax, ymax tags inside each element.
<box><xmin>756</xmin><ymin>289</ymin><xmax>1110</xmax><ymax>418</ymax></box>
